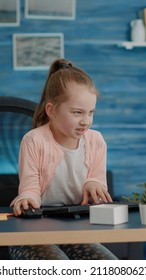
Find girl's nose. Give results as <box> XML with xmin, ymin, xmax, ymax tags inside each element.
<box><xmin>80</xmin><ymin>116</ymin><xmax>91</xmax><ymax>126</ymax></box>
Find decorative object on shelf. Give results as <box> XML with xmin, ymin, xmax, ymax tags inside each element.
<box><xmin>122</xmin><ymin>182</ymin><xmax>146</xmax><ymax>225</ymax></box>
<box><xmin>130</xmin><ymin>19</ymin><xmax>145</xmax><ymax>42</ymax></box>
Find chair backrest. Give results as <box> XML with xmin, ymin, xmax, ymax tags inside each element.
<box><xmin>0</xmin><ymin>96</ymin><xmax>37</xmax><ymax>206</ymax></box>
<box><xmin>0</xmin><ymin>96</ymin><xmax>36</xmax><ymax>116</ymax></box>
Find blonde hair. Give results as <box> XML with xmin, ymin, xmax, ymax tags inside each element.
<box><xmin>33</xmin><ymin>58</ymin><xmax>99</xmax><ymax>128</ymax></box>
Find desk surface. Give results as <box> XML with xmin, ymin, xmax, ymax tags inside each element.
<box><xmin>0</xmin><ymin>207</ymin><xmax>146</xmax><ymax>246</ymax></box>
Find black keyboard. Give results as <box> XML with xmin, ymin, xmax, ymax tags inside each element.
<box><xmin>42</xmin><ymin>204</ymin><xmax>89</xmax><ymax>218</ymax></box>
<box><xmin>111</xmin><ymin>201</ymin><xmax>139</xmax><ymax>210</ymax></box>
<box><xmin>42</xmin><ymin>201</ymin><xmax>139</xmax><ymax>218</ymax></box>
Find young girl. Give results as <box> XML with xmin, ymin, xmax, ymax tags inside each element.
<box><xmin>9</xmin><ymin>58</ymin><xmax>117</xmax><ymax>260</ymax></box>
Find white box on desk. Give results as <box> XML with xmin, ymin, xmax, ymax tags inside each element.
<box><xmin>89</xmin><ymin>204</ymin><xmax>128</xmax><ymax>225</ymax></box>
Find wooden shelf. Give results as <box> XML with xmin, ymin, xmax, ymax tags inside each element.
<box><xmin>69</xmin><ymin>39</ymin><xmax>146</xmax><ymax>49</ymax></box>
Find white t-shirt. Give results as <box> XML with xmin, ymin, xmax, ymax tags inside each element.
<box><xmin>41</xmin><ymin>138</ymin><xmax>87</xmax><ymax>206</ymax></box>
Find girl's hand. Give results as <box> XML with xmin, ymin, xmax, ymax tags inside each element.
<box><xmin>81</xmin><ymin>181</ymin><xmax>113</xmax><ymax>205</ymax></box>
<box><xmin>13</xmin><ymin>198</ymin><xmax>39</xmax><ymax>216</ymax></box>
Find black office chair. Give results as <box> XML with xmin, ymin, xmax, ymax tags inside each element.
<box><xmin>0</xmin><ymin>96</ymin><xmax>37</xmax><ymax>206</ymax></box>
<box><xmin>0</xmin><ymin>96</ymin><xmax>37</xmax><ymax>259</ymax></box>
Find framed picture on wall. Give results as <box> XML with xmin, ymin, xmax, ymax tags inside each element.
<box><xmin>13</xmin><ymin>33</ymin><xmax>64</xmax><ymax>70</ymax></box>
<box><xmin>25</xmin><ymin>0</ymin><xmax>76</xmax><ymax>20</ymax></box>
<box><xmin>0</xmin><ymin>0</ymin><xmax>20</xmax><ymax>27</ymax></box>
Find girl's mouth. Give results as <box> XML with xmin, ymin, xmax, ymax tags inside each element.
<box><xmin>76</xmin><ymin>128</ymin><xmax>86</xmax><ymax>135</ymax></box>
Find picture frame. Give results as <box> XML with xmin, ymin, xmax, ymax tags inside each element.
<box><xmin>0</xmin><ymin>0</ymin><xmax>20</xmax><ymax>27</ymax></box>
<box><xmin>25</xmin><ymin>0</ymin><xmax>76</xmax><ymax>20</ymax></box>
<box><xmin>13</xmin><ymin>33</ymin><xmax>64</xmax><ymax>70</ymax></box>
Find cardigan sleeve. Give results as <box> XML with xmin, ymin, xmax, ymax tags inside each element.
<box><xmin>10</xmin><ymin>135</ymin><xmax>42</xmax><ymax>207</ymax></box>
<box><xmin>84</xmin><ymin>131</ymin><xmax>108</xmax><ymax>190</ymax></box>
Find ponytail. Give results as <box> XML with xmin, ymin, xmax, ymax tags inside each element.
<box><xmin>33</xmin><ymin>59</ymin><xmax>72</xmax><ymax>128</ymax></box>
<box><xmin>32</xmin><ymin>80</ymin><xmax>49</xmax><ymax>128</ymax></box>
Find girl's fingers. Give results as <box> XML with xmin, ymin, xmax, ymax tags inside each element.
<box><xmin>14</xmin><ymin>198</ymin><xmax>38</xmax><ymax>216</ymax></box>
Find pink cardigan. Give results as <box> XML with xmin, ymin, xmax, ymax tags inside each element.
<box><xmin>11</xmin><ymin>123</ymin><xmax>107</xmax><ymax>207</ymax></box>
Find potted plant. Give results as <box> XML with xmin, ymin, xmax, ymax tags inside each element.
<box><xmin>122</xmin><ymin>182</ymin><xmax>146</xmax><ymax>225</ymax></box>
<box><xmin>138</xmin><ymin>183</ymin><xmax>146</xmax><ymax>225</ymax></box>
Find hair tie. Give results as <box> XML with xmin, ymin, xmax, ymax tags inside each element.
<box><xmin>56</xmin><ymin>62</ymin><xmax>72</xmax><ymax>71</ymax></box>
<box><xmin>59</xmin><ymin>63</ymin><xmax>72</xmax><ymax>69</ymax></box>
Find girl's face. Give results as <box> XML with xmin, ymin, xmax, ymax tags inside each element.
<box><xmin>46</xmin><ymin>83</ymin><xmax>97</xmax><ymax>149</ymax></box>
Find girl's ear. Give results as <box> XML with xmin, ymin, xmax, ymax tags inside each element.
<box><xmin>45</xmin><ymin>102</ymin><xmax>56</xmax><ymax>120</ymax></box>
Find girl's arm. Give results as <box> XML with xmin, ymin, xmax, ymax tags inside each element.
<box><xmin>10</xmin><ymin>135</ymin><xmax>42</xmax><ymax>209</ymax></box>
<box><xmin>82</xmin><ymin>132</ymin><xmax>112</xmax><ymax>204</ymax></box>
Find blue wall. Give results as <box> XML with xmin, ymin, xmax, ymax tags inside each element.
<box><xmin>1</xmin><ymin>0</ymin><xmax>146</xmax><ymax>198</ymax></box>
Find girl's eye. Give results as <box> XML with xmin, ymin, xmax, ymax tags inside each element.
<box><xmin>90</xmin><ymin>110</ymin><xmax>95</xmax><ymax>115</ymax></box>
<box><xmin>73</xmin><ymin>111</ymin><xmax>82</xmax><ymax>115</ymax></box>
